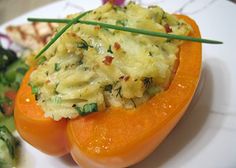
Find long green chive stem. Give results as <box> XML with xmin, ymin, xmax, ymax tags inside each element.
<box><xmin>28</xmin><ymin>18</ymin><xmax>223</xmax><ymax>45</ymax></box>
<box><xmin>34</xmin><ymin>11</ymin><xmax>91</xmax><ymax>59</ymax></box>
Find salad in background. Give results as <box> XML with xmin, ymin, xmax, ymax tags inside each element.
<box><xmin>0</xmin><ymin>17</ymin><xmax>57</xmax><ymax>166</ymax></box>
<box><xmin>0</xmin><ymin>36</ymin><xmax>28</xmax><ymax>167</ymax></box>
<box><xmin>0</xmin><ymin>15</ymin><xmax>59</xmax><ymax>128</ymax></box>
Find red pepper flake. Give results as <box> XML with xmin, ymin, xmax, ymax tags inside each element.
<box><xmin>164</xmin><ymin>24</ymin><xmax>172</xmax><ymax>33</ymax></box>
<box><xmin>103</xmin><ymin>56</ymin><xmax>114</xmax><ymax>65</ymax></box>
<box><xmin>114</xmin><ymin>42</ymin><xmax>121</xmax><ymax>50</ymax></box>
<box><xmin>119</xmin><ymin>75</ymin><xmax>130</xmax><ymax>81</ymax></box>
<box><xmin>70</xmin><ymin>32</ymin><xmax>77</xmax><ymax>37</ymax></box>
<box><xmin>124</xmin><ymin>76</ymin><xmax>130</xmax><ymax>81</ymax></box>
<box><xmin>94</xmin><ymin>26</ymin><xmax>101</xmax><ymax>30</ymax></box>
<box><xmin>45</xmin><ymin>80</ymin><xmax>51</xmax><ymax>84</ymax></box>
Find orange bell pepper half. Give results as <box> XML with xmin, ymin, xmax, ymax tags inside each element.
<box><xmin>14</xmin><ymin>15</ymin><xmax>201</xmax><ymax>167</ymax></box>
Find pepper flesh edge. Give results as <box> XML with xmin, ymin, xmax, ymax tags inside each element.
<box><xmin>14</xmin><ymin>67</ymin><xmax>69</xmax><ymax>156</ymax></box>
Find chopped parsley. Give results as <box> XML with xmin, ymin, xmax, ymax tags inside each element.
<box><xmin>115</xmin><ymin>86</ymin><xmax>122</xmax><ymax>98</ymax></box>
<box><xmin>28</xmin><ymin>82</ymin><xmax>40</xmax><ymax>95</ymax></box>
<box><xmin>51</xmin><ymin>96</ymin><xmax>62</xmax><ymax>104</ymax></box>
<box><xmin>28</xmin><ymin>82</ymin><xmax>41</xmax><ymax>101</ymax></box>
<box><xmin>130</xmin><ymin>98</ymin><xmax>136</xmax><ymax>108</ymax></box>
<box><xmin>107</xmin><ymin>45</ymin><xmax>113</xmax><ymax>54</ymax></box>
<box><xmin>54</xmin><ymin>63</ymin><xmax>61</xmax><ymax>71</ymax></box>
<box><xmin>79</xmin><ymin>57</ymin><xmax>84</xmax><ymax>65</ymax></box>
<box><xmin>75</xmin><ymin>103</ymin><xmax>98</xmax><ymax>116</ymax></box>
<box><xmin>77</xmin><ymin>39</ymin><xmax>92</xmax><ymax>50</ymax></box>
<box><xmin>104</xmin><ymin>84</ymin><xmax>113</xmax><ymax>93</ymax></box>
<box><xmin>113</xmin><ymin>5</ymin><xmax>125</xmax><ymax>12</ymax></box>
<box><xmin>161</xmin><ymin>12</ymin><xmax>167</xmax><ymax>20</ymax></box>
<box><xmin>148</xmin><ymin>51</ymin><xmax>153</xmax><ymax>57</ymax></box>
<box><xmin>116</xmin><ymin>19</ymin><xmax>128</xmax><ymax>27</ymax></box>
<box><xmin>143</xmin><ymin>77</ymin><xmax>153</xmax><ymax>88</ymax></box>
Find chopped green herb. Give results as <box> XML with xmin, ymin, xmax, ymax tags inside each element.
<box><xmin>79</xmin><ymin>60</ymin><xmax>83</xmax><ymax>65</ymax></box>
<box><xmin>32</xmin><ymin>86</ymin><xmax>39</xmax><ymax>95</ymax></box>
<box><xmin>130</xmin><ymin>98</ymin><xmax>136</xmax><ymax>108</ymax></box>
<box><xmin>77</xmin><ymin>39</ymin><xmax>91</xmax><ymax>50</ymax></box>
<box><xmin>112</xmin><ymin>5</ymin><xmax>125</xmax><ymax>12</ymax></box>
<box><xmin>104</xmin><ymin>84</ymin><xmax>113</xmax><ymax>93</ymax></box>
<box><xmin>115</xmin><ymin>86</ymin><xmax>122</xmax><ymax>98</ymax></box>
<box><xmin>28</xmin><ymin>82</ymin><xmax>40</xmax><ymax>95</ymax></box>
<box><xmin>54</xmin><ymin>63</ymin><xmax>61</xmax><ymax>71</ymax></box>
<box><xmin>107</xmin><ymin>45</ymin><xmax>113</xmax><ymax>54</ymax></box>
<box><xmin>143</xmin><ymin>77</ymin><xmax>153</xmax><ymax>88</ymax></box>
<box><xmin>116</xmin><ymin>19</ymin><xmax>127</xmax><ymax>27</ymax></box>
<box><xmin>54</xmin><ymin>84</ymin><xmax>59</xmax><ymax>95</ymax></box>
<box><xmin>148</xmin><ymin>51</ymin><xmax>153</xmax><ymax>57</ymax></box>
<box><xmin>75</xmin><ymin>103</ymin><xmax>98</xmax><ymax>116</ymax></box>
<box><xmin>51</xmin><ymin>96</ymin><xmax>62</xmax><ymax>104</ymax></box>
<box><xmin>127</xmin><ymin>1</ymin><xmax>135</xmax><ymax>5</ymax></box>
<box><xmin>35</xmin><ymin>93</ymin><xmax>41</xmax><ymax>101</ymax></box>
<box><xmin>37</xmin><ymin>56</ymin><xmax>47</xmax><ymax>65</ymax></box>
<box><xmin>161</xmin><ymin>12</ymin><xmax>167</xmax><ymax>20</ymax></box>
<box><xmin>166</xmin><ymin>39</ymin><xmax>172</xmax><ymax>43</ymax></box>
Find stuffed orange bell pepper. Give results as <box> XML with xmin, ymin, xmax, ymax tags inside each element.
<box><xmin>14</xmin><ymin>3</ymin><xmax>201</xmax><ymax>168</ymax></box>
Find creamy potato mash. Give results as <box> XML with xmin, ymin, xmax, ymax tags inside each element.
<box><xmin>29</xmin><ymin>2</ymin><xmax>192</xmax><ymax>120</ymax></box>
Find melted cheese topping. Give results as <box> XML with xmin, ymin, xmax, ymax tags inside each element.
<box><xmin>30</xmin><ymin>2</ymin><xmax>192</xmax><ymax>120</ymax></box>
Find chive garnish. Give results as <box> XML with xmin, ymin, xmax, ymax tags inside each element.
<box><xmin>33</xmin><ymin>10</ymin><xmax>91</xmax><ymax>59</ymax></box>
<box><xmin>28</xmin><ymin>17</ymin><xmax>223</xmax><ymax>44</ymax></box>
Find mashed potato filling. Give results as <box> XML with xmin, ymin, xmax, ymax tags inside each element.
<box><xmin>29</xmin><ymin>2</ymin><xmax>192</xmax><ymax>120</ymax></box>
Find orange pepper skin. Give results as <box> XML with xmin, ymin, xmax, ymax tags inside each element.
<box><xmin>67</xmin><ymin>15</ymin><xmax>202</xmax><ymax>167</ymax></box>
<box><xmin>14</xmin><ymin>15</ymin><xmax>201</xmax><ymax>167</ymax></box>
<box><xmin>14</xmin><ymin>67</ymin><xmax>69</xmax><ymax>156</ymax></box>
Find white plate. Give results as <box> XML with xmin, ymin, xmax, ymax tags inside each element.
<box><xmin>1</xmin><ymin>0</ymin><xmax>236</xmax><ymax>167</ymax></box>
